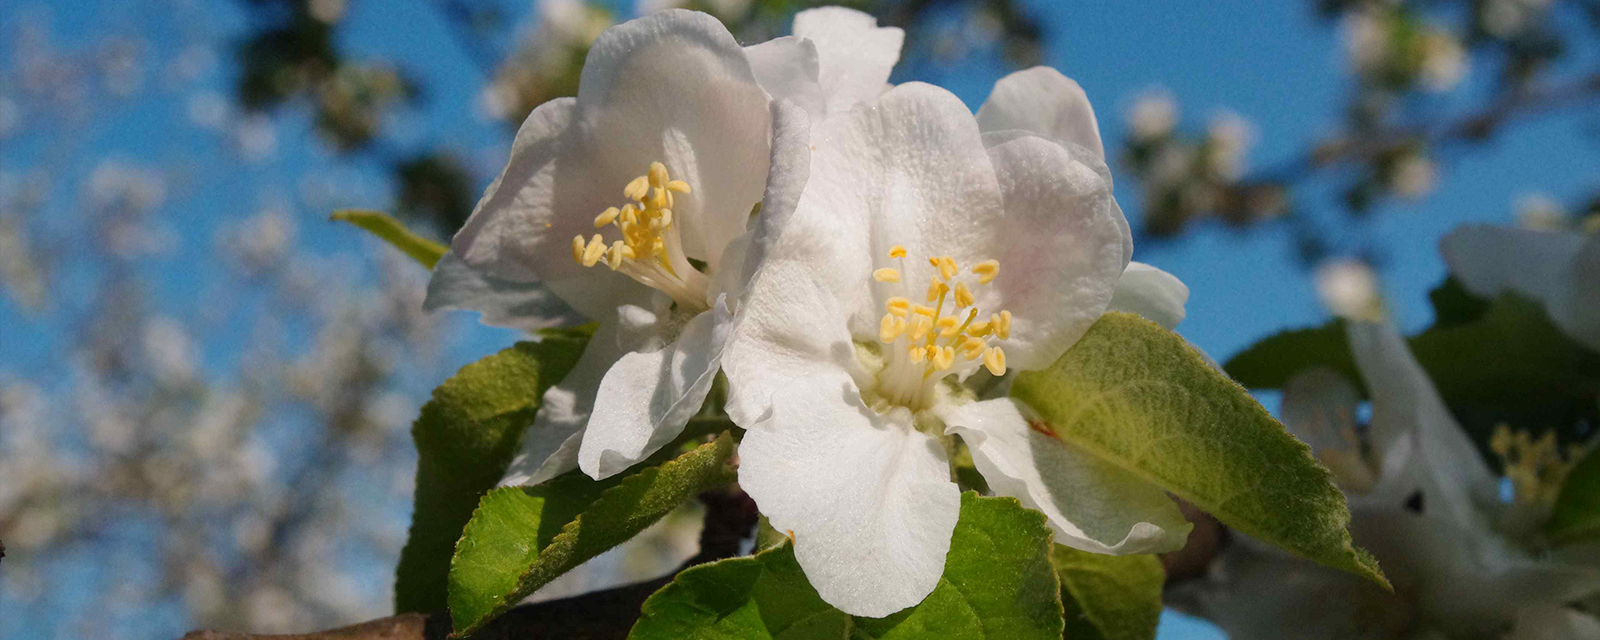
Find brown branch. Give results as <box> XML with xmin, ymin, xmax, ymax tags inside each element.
<box><xmin>1244</xmin><ymin>67</ymin><xmax>1600</xmax><ymax>188</ymax></box>
<box><xmin>177</xmin><ymin>489</ymin><xmax>759</xmax><ymax>640</ymax></box>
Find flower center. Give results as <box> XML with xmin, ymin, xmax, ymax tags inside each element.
<box><xmin>867</xmin><ymin>245</ymin><xmax>1010</xmax><ymax>411</ymax></box>
<box><xmin>571</xmin><ymin>161</ymin><xmax>709</xmax><ymax>312</ymax></box>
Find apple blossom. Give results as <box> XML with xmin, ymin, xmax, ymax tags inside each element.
<box><xmin>425</xmin><ymin>9</ymin><xmax>801</xmax><ymax>484</ymax></box>
<box><xmin>1441</xmin><ymin>224</ymin><xmax>1600</xmax><ymax>352</ymax></box>
<box><xmin>1177</xmin><ymin>317</ymin><xmax>1600</xmax><ymax>639</ymax></box>
<box><xmin>722</xmin><ymin>79</ymin><xmax>1191</xmax><ymax>617</ymax></box>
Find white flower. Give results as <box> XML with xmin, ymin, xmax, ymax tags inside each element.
<box><xmin>742</xmin><ymin>7</ymin><xmax>904</xmax><ymax>122</ymax></box>
<box><xmin>723</xmin><ymin>73</ymin><xmax>1191</xmax><ymax>617</ymax></box>
<box><xmin>1441</xmin><ymin>224</ymin><xmax>1600</xmax><ymax>352</ymax></box>
<box><xmin>1180</xmin><ymin>317</ymin><xmax>1600</xmax><ymax>638</ymax></box>
<box><xmin>427</xmin><ymin>10</ymin><xmax>797</xmax><ymax>484</ymax></box>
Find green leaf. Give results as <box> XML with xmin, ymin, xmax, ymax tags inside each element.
<box><xmin>1550</xmin><ymin>446</ymin><xmax>1600</xmax><ymax>544</ymax></box>
<box><xmin>450</xmin><ymin>433</ymin><xmax>738</xmax><ymax>636</ymax></box>
<box><xmin>1053</xmin><ymin>545</ymin><xmax>1164</xmax><ymax>640</ymax></box>
<box><xmin>1011</xmin><ymin>312</ymin><xmax>1387</xmax><ymax>588</ymax></box>
<box><xmin>394</xmin><ymin>333</ymin><xmax>590</xmax><ymax>614</ymax></box>
<box><xmin>1427</xmin><ymin>276</ymin><xmax>1490</xmax><ymax>328</ymax></box>
<box><xmin>628</xmin><ymin>493</ymin><xmax>1062</xmax><ymax>640</ymax></box>
<box><xmin>1224</xmin><ymin>294</ymin><xmax>1600</xmax><ymax>458</ymax></box>
<box><xmin>331</xmin><ymin>209</ymin><xmax>447</xmax><ymax>268</ymax></box>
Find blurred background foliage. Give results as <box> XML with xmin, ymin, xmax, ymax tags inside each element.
<box><xmin>0</xmin><ymin>0</ymin><xmax>1597</xmax><ymax>638</ymax></box>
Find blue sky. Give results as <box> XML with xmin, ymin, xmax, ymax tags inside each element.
<box><xmin>3</xmin><ymin>0</ymin><xmax>1597</xmax><ymax>638</ymax></box>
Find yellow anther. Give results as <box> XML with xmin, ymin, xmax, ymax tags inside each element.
<box><xmin>938</xmin><ymin>256</ymin><xmax>958</xmax><ymax>281</ymax></box>
<box><xmin>571</xmin><ymin>235</ymin><xmax>587</xmax><ymax>264</ymax></box>
<box><xmin>928</xmin><ymin>256</ymin><xmax>941</xmax><ymax>268</ymax></box>
<box><xmin>954</xmin><ymin>282</ymin><xmax>974</xmax><ymax>308</ymax></box>
<box><xmin>658</xmin><ymin>209</ymin><xmax>673</xmax><ymax>228</ymax></box>
<box><xmin>666</xmin><ymin>180</ymin><xmax>691</xmax><ymax>193</ymax></box>
<box><xmin>909</xmin><ymin>316</ymin><xmax>932</xmax><ymax>341</ymax></box>
<box><xmin>874</xmin><ymin>268</ymin><xmax>902</xmax><ymax>283</ymax></box>
<box><xmin>967</xmin><ymin>320</ymin><xmax>992</xmax><ymax>337</ymax></box>
<box><xmin>996</xmin><ymin>310</ymin><xmax>1013</xmax><ymax>339</ymax></box>
<box><xmin>594</xmin><ymin>207</ymin><xmax>620</xmax><ymax>228</ymax></box>
<box><xmin>880</xmin><ymin>314</ymin><xmax>906</xmax><ymax>343</ymax></box>
<box><xmin>648</xmin><ymin>162</ymin><xmax>669</xmax><ymax>188</ymax></box>
<box><xmin>962</xmin><ymin>336</ymin><xmax>986</xmax><ymax>359</ymax></box>
<box><xmin>936</xmin><ymin>316</ymin><xmax>960</xmax><ymax>336</ymax></box>
<box><xmin>885</xmin><ymin>297</ymin><xmax>911</xmax><ymax>317</ymax></box>
<box><xmin>933</xmin><ymin>346</ymin><xmax>956</xmax><ymax>370</ymax></box>
<box><xmin>582</xmin><ymin>234</ymin><xmax>607</xmax><ymax>267</ymax></box>
<box><xmin>926</xmin><ymin>277</ymin><xmax>948</xmax><ymax>302</ymax></box>
<box><xmin>621</xmin><ymin>203</ymin><xmax>640</xmax><ymax>224</ymax></box>
<box><xmin>972</xmin><ymin>260</ymin><xmax>999</xmax><ymax>284</ymax></box>
<box><xmin>624</xmin><ymin>175</ymin><xmax>650</xmax><ymax>201</ymax></box>
<box><xmin>911</xmin><ymin>304</ymin><xmax>937</xmax><ymax>317</ymax></box>
<box><xmin>888</xmin><ymin>245</ymin><xmax>907</xmax><ymax>259</ymax></box>
<box><xmin>983</xmin><ymin>347</ymin><xmax>1007</xmax><ymax>376</ymax></box>
<box><xmin>908</xmin><ymin>345</ymin><xmax>926</xmax><ymax>364</ymax></box>
<box><xmin>606</xmin><ymin>241</ymin><xmax>628</xmax><ymax>270</ymax></box>
<box><xmin>648</xmin><ymin>187</ymin><xmax>669</xmax><ymax>210</ymax></box>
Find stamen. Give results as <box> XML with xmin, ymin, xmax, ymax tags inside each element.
<box><xmin>911</xmin><ymin>304</ymin><xmax>937</xmax><ymax>317</ymax></box>
<box><xmin>937</xmin><ymin>256</ymin><xmax>958</xmax><ymax>281</ymax></box>
<box><xmin>624</xmin><ymin>176</ymin><xmax>649</xmax><ymax>201</ymax></box>
<box><xmin>909</xmin><ymin>316</ymin><xmax>932</xmax><ymax>341</ymax></box>
<box><xmin>972</xmin><ymin>260</ymin><xmax>999</xmax><ymax>284</ymax></box>
<box><xmin>954</xmin><ymin>282</ymin><xmax>974</xmax><ymax>308</ymax></box>
<box><xmin>908</xmin><ymin>345</ymin><xmax>926</xmax><ymax>364</ymax></box>
<box><xmin>582</xmin><ymin>234</ymin><xmax>606</xmax><ymax>266</ymax></box>
<box><xmin>983</xmin><ymin>347</ymin><xmax>1007</xmax><ymax>376</ymax></box>
<box><xmin>885</xmin><ymin>297</ymin><xmax>911</xmax><ymax>317</ymax></box>
<box><xmin>936</xmin><ymin>316</ymin><xmax>960</xmax><ymax>336</ymax></box>
<box><xmin>926</xmin><ymin>277</ymin><xmax>948</xmax><ymax>302</ymax></box>
<box><xmin>574</xmin><ymin>162</ymin><xmax>709</xmax><ymax>311</ymax></box>
<box><xmin>880</xmin><ymin>314</ymin><xmax>906</xmax><ymax>343</ymax></box>
<box><xmin>889</xmin><ymin>245</ymin><xmax>907</xmax><ymax>259</ymax></box>
<box><xmin>874</xmin><ymin>268</ymin><xmax>902</xmax><ymax>283</ymax></box>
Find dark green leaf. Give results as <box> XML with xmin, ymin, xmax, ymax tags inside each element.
<box><xmin>1053</xmin><ymin>545</ymin><xmax>1164</xmax><ymax>640</ymax></box>
<box><xmin>331</xmin><ymin>209</ymin><xmax>447</xmax><ymax>268</ymax></box>
<box><xmin>629</xmin><ymin>493</ymin><xmax>1062</xmax><ymax>640</ymax></box>
<box><xmin>450</xmin><ymin>434</ymin><xmax>738</xmax><ymax>636</ymax></box>
<box><xmin>1224</xmin><ymin>294</ymin><xmax>1600</xmax><ymax>457</ymax></box>
<box><xmin>1550</xmin><ymin>446</ymin><xmax>1600</xmax><ymax>544</ymax></box>
<box><xmin>394</xmin><ymin>333</ymin><xmax>589</xmax><ymax>614</ymax></box>
<box><xmin>1012</xmin><ymin>312</ymin><xmax>1387</xmax><ymax>588</ymax></box>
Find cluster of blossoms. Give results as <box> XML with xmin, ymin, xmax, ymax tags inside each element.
<box><xmin>1175</xmin><ymin>219</ymin><xmax>1600</xmax><ymax>639</ymax></box>
<box><xmin>426</xmin><ymin>6</ymin><xmax>1190</xmax><ymax>616</ymax></box>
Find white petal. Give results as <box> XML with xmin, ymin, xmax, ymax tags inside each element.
<box><xmin>578</xmin><ymin>9</ymin><xmax>772</xmax><ymax>270</ymax></box>
<box><xmin>1440</xmin><ymin>225</ymin><xmax>1583</xmax><ymax>304</ymax></box>
<box><xmin>711</xmin><ymin>98</ymin><xmax>813</xmax><ymax>303</ymax></box>
<box><xmin>1349</xmin><ymin>508</ymin><xmax>1600</xmax><ymax>632</ymax></box>
<box><xmin>578</xmin><ymin>296</ymin><xmax>733</xmax><ymax>479</ymax></box>
<box><xmin>1280</xmin><ymin>367</ymin><xmax>1375</xmax><ymax>493</ymax></box>
<box><xmin>941</xmin><ymin>398</ymin><xmax>1190</xmax><ymax>555</ymax></box>
<box><xmin>793</xmin><ymin>82</ymin><xmax>1004</xmax><ymax>330</ymax></box>
<box><xmin>1171</xmin><ymin>540</ymin><xmax>1411</xmax><ymax>640</ymax></box>
<box><xmin>1442</xmin><ymin>225</ymin><xmax>1600</xmax><ymax>351</ymax></box>
<box><xmin>424</xmin><ymin>251</ymin><xmax>584</xmax><ymax>332</ymax></box>
<box><xmin>977</xmin><ymin>67</ymin><xmax>1104</xmax><ymax>159</ymax></box>
<box><xmin>500</xmin><ymin>315</ymin><xmax>652</xmax><ymax>486</ymax></box>
<box><xmin>743</xmin><ymin>36</ymin><xmax>825</xmax><ymax>121</ymax></box>
<box><xmin>792</xmin><ymin>7</ymin><xmax>904</xmax><ymax>115</ymax></box>
<box><xmin>981</xmin><ymin>129</ymin><xmax>1132</xmax><ymax>264</ymax></box>
<box><xmin>722</xmin><ymin>260</ymin><xmax>864</xmax><ymax>427</ymax></box>
<box><xmin>1108</xmin><ymin>261</ymin><xmax>1189</xmax><ymax>329</ymax></box>
<box><xmin>738</xmin><ymin>372</ymin><xmax>960</xmax><ymax>617</ymax></box>
<box><xmin>1509</xmin><ymin>607</ymin><xmax>1600</xmax><ymax>640</ymax></box>
<box><xmin>979</xmin><ymin>134</ymin><xmax>1130</xmax><ymax>371</ymax></box>
<box><xmin>1553</xmin><ymin>235</ymin><xmax>1600</xmax><ymax>351</ymax></box>
<box><xmin>1346</xmin><ymin>320</ymin><xmax>1498</xmax><ymax>529</ymax></box>
<box><xmin>449</xmin><ymin>97</ymin><xmax>647</xmax><ymax>320</ymax></box>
